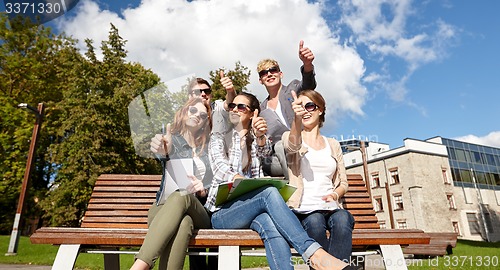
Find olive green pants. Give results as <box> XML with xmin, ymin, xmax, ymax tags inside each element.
<box><xmin>136</xmin><ymin>191</ymin><xmax>211</xmax><ymax>270</ymax></box>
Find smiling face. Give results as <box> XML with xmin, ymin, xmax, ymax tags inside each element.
<box><xmin>297</xmin><ymin>95</ymin><xmax>322</xmax><ymax>129</ymax></box>
<box><xmin>257</xmin><ymin>59</ymin><xmax>282</xmax><ymax>89</ymax></box>
<box><xmin>189</xmin><ymin>83</ymin><xmax>212</xmax><ymax>106</ymax></box>
<box><xmin>229</xmin><ymin>95</ymin><xmax>253</xmax><ymax>128</ymax></box>
<box><xmin>185</xmin><ymin>102</ymin><xmax>208</xmax><ymax>131</ymax></box>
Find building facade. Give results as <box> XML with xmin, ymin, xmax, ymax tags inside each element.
<box><xmin>343</xmin><ymin>137</ymin><xmax>500</xmax><ymax>242</ymax></box>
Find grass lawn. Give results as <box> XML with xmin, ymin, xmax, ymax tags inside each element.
<box><xmin>406</xmin><ymin>239</ymin><xmax>500</xmax><ymax>270</ymax></box>
<box><xmin>1</xmin><ymin>235</ymin><xmax>499</xmax><ymax>269</ymax></box>
<box><xmin>0</xmin><ymin>235</ymin><xmax>268</xmax><ymax>269</ymax></box>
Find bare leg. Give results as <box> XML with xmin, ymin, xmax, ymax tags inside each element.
<box><xmin>130</xmin><ymin>259</ymin><xmax>150</xmax><ymax>270</ymax></box>
<box><xmin>309</xmin><ymin>248</ymin><xmax>348</xmax><ymax>270</ymax></box>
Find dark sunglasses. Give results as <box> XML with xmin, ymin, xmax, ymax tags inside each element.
<box><xmin>228</xmin><ymin>103</ymin><xmax>251</xmax><ymax>112</ymax></box>
<box><xmin>190</xmin><ymin>88</ymin><xmax>212</xmax><ymax>95</ymax></box>
<box><xmin>258</xmin><ymin>66</ymin><xmax>280</xmax><ymax>78</ymax></box>
<box><xmin>188</xmin><ymin>106</ymin><xmax>208</xmax><ymax>120</ymax></box>
<box><xmin>304</xmin><ymin>102</ymin><xmax>319</xmax><ymax>112</ymax></box>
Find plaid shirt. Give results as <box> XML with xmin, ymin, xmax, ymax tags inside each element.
<box><xmin>205</xmin><ymin>130</ymin><xmax>271</xmax><ymax>212</ymax></box>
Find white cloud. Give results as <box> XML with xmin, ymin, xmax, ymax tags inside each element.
<box><xmin>55</xmin><ymin>0</ymin><xmax>368</xmax><ymax>132</ymax></box>
<box><xmin>338</xmin><ymin>0</ymin><xmax>458</xmax><ymax>106</ymax></box>
<box><xmin>454</xmin><ymin>131</ymin><xmax>500</xmax><ymax>149</ymax></box>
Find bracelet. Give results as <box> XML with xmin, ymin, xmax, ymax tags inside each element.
<box><xmin>257</xmin><ymin>134</ymin><xmax>266</xmax><ymax>140</ymax></box>
<box><xmin>332</xmin><ymin>191</ymin><xmax>340</xmax><ymax>201</ymax></box>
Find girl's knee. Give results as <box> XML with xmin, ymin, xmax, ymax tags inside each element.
<box><xmin>178</xmin><ymin>215</ymin><xmax>194</xmax><ymax>235</ymax></box>
<box><xmin>331</xmin><ymin>210</ymin><xmax>355</xmax><ymax>225</ymax></box>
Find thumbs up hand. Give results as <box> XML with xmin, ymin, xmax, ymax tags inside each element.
<box><xmin>298</xmin><ymin>40</ymin><xmax>314</xmax><ymax>67</ymax></box>
<box><xmin>291</xmin><ymin>91</ymin><xmax>306</xmax><ymax>119</ymax></box>
<box><xmin>150</xmin><ymin>123</ymin><xmax>172</xmax><ymax>156</ymax></box>
<box><xmin>252</xmin><ymin>109</ymin><xmax>267</xmax><ymax>138</ymax></box>
<box><xmin>220</xmin><ymin>70</ymin><xmax>235</xmax><ymax>93</ymax></box>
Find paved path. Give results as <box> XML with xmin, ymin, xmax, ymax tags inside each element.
<box><xmin>0</xmin><ymin>265</ymin><xmax>51</xmax><ymax>269</ymax></box>
<box><xmin>0</xmin><ymin>254</ymin><xmax>386</xmax><ymax>269</ymax></box>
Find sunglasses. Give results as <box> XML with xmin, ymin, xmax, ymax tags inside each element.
<box><xmin>190</xmin><ymin>88</ymin><xmax>212</xmax><ymax>95</ymax></box>
<box><xmin>188</xmin><ymin>106</ymin><xmax>208</xmax><ymax>120</ymax></box>
<box><xmin>304</xmin><ymin>102</ymin><xmax>319</xmax><ymax>112</ymax></box>
<box><xmin>258</xmin><ymin>66</ymin><xmax>280</xmax><ymax>78</ymax></box>
<box><xmin>228</xmin><ymin>103</ymin><xmax>251</xmax><ymax>112</ymax></box>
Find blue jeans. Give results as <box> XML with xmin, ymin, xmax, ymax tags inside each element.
<box><xmin>211</xmin><ymin>186</ymin><xmax>321</xmax><ymax>270</ymax></box>
<box><xmin>296</xmin><ymin>209</ymin><xmax>355</xmax><ymax>262</ymax></box>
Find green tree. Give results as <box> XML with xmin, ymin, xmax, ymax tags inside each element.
<box><xmin>0</xmin><ymin>14</ymin><xmax>79</xmax><ymax>233</ymax></box>
<box><xmin>209</xmin><ymin>61</ymin><xmax>251</xmax><ymax>101</ymax></box>
<box><xmin>40</xmin><ymin>24</ymin><xmax>162</xmax><ymax>226</ymax></box>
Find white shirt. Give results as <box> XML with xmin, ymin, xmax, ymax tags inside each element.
<box><xmin>269</xmin><ymin>100</ymin><xmax>289</xmax><ymax>129</ymax></box>
<box><xmin>294</xmin><ymin>136</ymin><xmax>338</xmax><ymax>213</ymax></box>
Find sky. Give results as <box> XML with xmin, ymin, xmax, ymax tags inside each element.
<box><xmin>3</xmin><ymin>0</ymin><xmax>499</xmax><ymax>149</ymax></box>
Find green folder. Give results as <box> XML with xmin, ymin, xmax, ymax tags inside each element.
<box><xmin>215</xmin><ymin>178</ymin><xmax>297</xmax><ymax>206</ymax></box>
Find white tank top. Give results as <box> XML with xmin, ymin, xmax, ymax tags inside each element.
<box><xmin>294</xmin><ymin>136</ymin><xmax>338</xmax><ymax>213</ymax></box>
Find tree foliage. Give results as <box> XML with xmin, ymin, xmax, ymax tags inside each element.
<box><xmin>209</xmin><ymin>61</ymin><xmax>251</xmax><ymax>100</ymax></box>
<box><xmin>39</xmin><ymin>24</ymin><xmax>161</xmax><ymax>226</ymax></box>
<box><xmin>0</xmin><ymin>15</ymin><xmax>252</xmax><ymax>229</ymax></box>
<box><xmin>0</xmin><ymin>14</ymin><xmax>77</xmax><ymax>232</ymax></box>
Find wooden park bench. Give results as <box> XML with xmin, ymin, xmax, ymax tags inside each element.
<box><xmin>403</xmin><ymin>232</ymin><xmax>458</xmax><ymax>258</ymax></box>
<box><xmin>30</xmin><ymin>174</ymin><xmax>431</xmax><ymax>270</ymax></box>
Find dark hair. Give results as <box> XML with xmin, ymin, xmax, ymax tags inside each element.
<box><xmin>188</xmin><ymin>77</ymin><xmax>211</xmax><ymax>91</ymax></box>
<box><xmin>298</xmin><ymin>90</ymin><xmax>326</xmax><ymax>128</ymax></box>
<box><xmin>235</xmin><ymin>92</ymin><xmax>260</xmax><ymax>173</ymax></box>
<box><xmin>238</xmin><ymin>92</ymin><xmax>260</xmax><ymax>116</ymax></box>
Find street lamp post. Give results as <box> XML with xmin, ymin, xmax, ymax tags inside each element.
<box><xmin>6</xmin><ymin>103</ymin><xmax>44</xmax><ymax>256</ymax></box>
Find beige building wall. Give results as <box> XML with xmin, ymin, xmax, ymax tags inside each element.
<box><xmin>347</xmin><ymin>151</ymin><xmax>458</xmax><ymax>233</ymax></box>
<box><xmin>345</xmin><ymin>138</ymin><xmax>500</xmax><ymax>242</ymax></box>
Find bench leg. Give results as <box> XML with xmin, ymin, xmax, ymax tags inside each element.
<box><xmin>104</xmin><ymin>253</ymin><xmax>120</xmax><ymax>270</ymax></box>
<box><xmin>51</xmin><ymin>244</ymin><xmax>80</xmax><ymax>270</ymax></box>
<box><xmin>379</xmin><ymin>245</ymin><xmax>408</xmax><ymax>270</ymax></box>
<box><xmin>218</xmin><ymin>246</ymin><xmax>240</xmax><ymax>270</ymax></box>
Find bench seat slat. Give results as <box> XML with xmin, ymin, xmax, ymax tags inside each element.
<box><xmin>30</xmin><ymin>228</ymin><xmax>430</xmax><ymax>247</ymax></box>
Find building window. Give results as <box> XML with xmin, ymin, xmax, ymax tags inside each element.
<box><xmin>389</xmin><ymin>169</ymin><xmax>400</xmax><ymax>185</ymax></box>
<box><xmin>466</xmin><ymin>213</ymin><xmax>480</xmax><ymax>235</ymax></box>
<box><xmin>447</xmin><ymin>194</ymin><xmax>456</xmax><ymax>210</ymax></box>
<box><xmin>371</xmin><ymin>173</ymin><xmax>380</xmax><ymax>188</ymax></box>
<box><xmin>443</xmin><ymin>168</ymin><xmax>451</xmax><ymax>184</ymax></box>
<box><xmin>393</xmin><ymin>194</ymin><xmax>404</xmax><ymax>210</ymax></box>
<box><xmin>452</xmin><ymin>222</ymin><xmax>460</xmax><ymax>235</ymax></box>
<box><xmin>397</xmin><ymin>220</ymin><xmax>408</xmax><ymax>229</ymax></box>
<box><xmin>379</xmin><ymin>221</ymin><xmax>386</xmax><ymax>229</ymax></box>
<box><xmin>374</xmin><ymin>197</ymin><xmax>383</xmax><ymax>212</ymax></box>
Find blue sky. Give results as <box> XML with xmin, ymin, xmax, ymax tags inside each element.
<box><xmin>3</xmin><ymin>0</ymin><xmax>499</xmax><ymax>149</ymax></box>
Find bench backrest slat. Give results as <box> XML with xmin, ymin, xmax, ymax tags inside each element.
<box><xmin>81</xmin><ymin>174</ymin><xmax>161</xmax><ymax>229</ymax></box>
<box><xmin>81</xmin><ymin>174</ymin><xmax>380</xmax><ymax>230</ymax></box>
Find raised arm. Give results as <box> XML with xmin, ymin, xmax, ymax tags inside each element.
<box><xmin>298</xmin><ymin>40</ymin><xmax>316</xmax><ymax>91</ymax></box>
<box><xmin>220</xmin><ymin>71</ymin><xmax>236</xmax><ymax>111</ymax></box>
<box><xmin>287</xmin><ymin>91</ymin><xmax>305</xmax><ymax>150</ymax></box>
